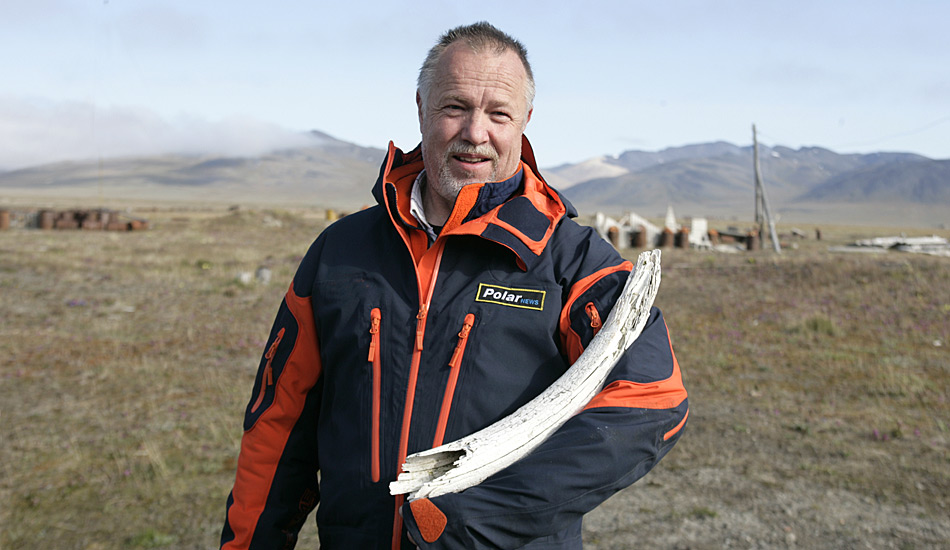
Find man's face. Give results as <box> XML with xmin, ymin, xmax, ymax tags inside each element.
<box><xmin>418</xmin><ymin>42</ymin><xmax>532</xmax><ymax>206</ymax></box>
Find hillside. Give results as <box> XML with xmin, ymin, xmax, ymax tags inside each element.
<box><xmin>555</xmin><ymin>144</ymin><xmax>942</xmax><ymax>225</ymax></box>
<box><xmin>800</xmin><ymin>158</ymin><xmax>950</xmax><ymax>203</ymax></box>
<box><xmin>1</xmin><ymin>131</ymin><xmax>946</xmax><ymax>226</ymax></box>
<box><xmin>0</xmin><ymin>131</ymin><xmax>385</xmax><ymax>209</ymax></box>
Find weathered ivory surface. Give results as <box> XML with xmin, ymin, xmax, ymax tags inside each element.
<box><xmin>390</xmin><ymin>249</ymin><xmax>662</xmax><ymax>500</ymax></box>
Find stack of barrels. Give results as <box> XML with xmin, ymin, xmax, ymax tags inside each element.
<box><xmin>0</xmin><ymin>208</ymin><xmax>149</xmax><ymax>231</ymax></box>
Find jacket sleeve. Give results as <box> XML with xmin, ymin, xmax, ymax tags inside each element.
<box><xmin>221</xmin><ymin>280</ymin><xmax>324</xmax><ymax>550</ymax></box>
<box><xmin>402</xmin><ymin>257</ymin><xmax>688</xmax><ymax>549</ymax></box>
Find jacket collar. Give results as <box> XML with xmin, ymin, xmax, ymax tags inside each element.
<box><xmin>372</xmin><ymin>136</ymin><xmax>577</xmax><ymax>270</ymax></box>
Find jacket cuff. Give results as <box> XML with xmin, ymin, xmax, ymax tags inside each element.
<box><xmin>403</xmin><ymin>498</ymin><xmax>447</xmax><ymax>545</ymax></box>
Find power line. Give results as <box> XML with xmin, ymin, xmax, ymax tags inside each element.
<box><xmin>749</xmin><ymin>115</ymin><xmax>949</xmax><ymax>156</ymax></box>
<box><xmin>835</xmin><ymin>114</ymin><xmax>950</xmax><ymax>149</ymax></box>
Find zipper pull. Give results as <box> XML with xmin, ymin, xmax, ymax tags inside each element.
<box><xmin>251</xmin><ymin>327</ymin><xmax>285</xmax><ymax>413</ymax></box>
<box><xmin>263</xmin><ymin>364</ymin><xmax>273</xmax><ymax>386</ymax></box>
<box><xmin>585</xmin><ymin>302</ymin><xmax>602</xmax><ymax>334</ymax></box>
<box><xmin>415</xmin><ymin>304</ymin><xmax>428</xmax><ymax>351</ymax></box>
<box><xmin>448</xmin><ymin>314</ymin><xmax>475</xmax><ymax>368</ymax></box>
<box><xmin>265</xmin><ymin>328</ymin><xmax>285</xmax><ymax>360</ymax></box>
<box><xmin>368</xmin><ymin>308</ymin><xmax>381</xmax><ymax>361</ymax></box>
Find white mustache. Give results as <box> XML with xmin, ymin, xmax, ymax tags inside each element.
<box><xmin>446</xmin><ymin>142</ymin><xmax>498</xmax><ymax>162</ymax></box>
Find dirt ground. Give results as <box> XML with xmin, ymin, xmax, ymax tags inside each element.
<box><xmin>1</xmin><ymin>203</ymin><xmax>947</xmax><ymax>549</ymax></box>
<box><xmin>582</xmin><ymin>447</ymin><xmax>949</xmax><ymax>549</ymax></box>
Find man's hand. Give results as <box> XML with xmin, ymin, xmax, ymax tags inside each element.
<box><xmin>398</xmin><ymin>505</ymin><xmax>418</xmax><ymax>548</ymax></box>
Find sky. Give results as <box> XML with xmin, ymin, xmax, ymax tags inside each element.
<box><xmin>2</xmin><ymin>0</ymin><xmax>948</xmax><ymax>171</ymax></box>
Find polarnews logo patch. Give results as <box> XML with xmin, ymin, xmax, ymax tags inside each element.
<box><xmin>475</xmin><ymin>283</ymin><xmax>545</xmax><ymax>311</ymax></box>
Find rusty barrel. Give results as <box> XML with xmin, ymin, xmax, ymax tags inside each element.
<box><xmin>39</xmin><ymin>210</ymin><xmax>54</xmax><ymax>229</ymax></box>
<box><xmin>658</xmin><ymin>227</ymin><xmax>674</xmax><ymax>248</ymax></box>
<box><xmin>675</xmin><ymin>227</ymin><xmax>690</xmax><ymax>249</ymax></box>
<box><xmin>746</xmin><ymin>231</ymin><xmax>760</xmax><ymax>251</ymax></box>
<box><xmin>631</xmin><ymin>225</ymin><xmax>648</xmax><ymax>248</ymax></box>
<box><xmin>606</xmin><ymin>226</ymin><xmax>620</xmax><ymax>247</ymax></box>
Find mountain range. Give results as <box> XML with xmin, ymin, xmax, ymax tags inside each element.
<box><xmin>550</xmin><ymin>143</ymin><xmax>948</xmax><ymax>225</ymax></box>
<box><xmin>1</xmin><ymin>131</ymin><xmax>946</xmax><ymax>227</ymax></box>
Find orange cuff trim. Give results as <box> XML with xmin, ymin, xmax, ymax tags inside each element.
<box><xmin>410</xmin><ymin>498</ymin><xmax>447</xmax><ymax>543</ymax></box>
<box><xmin>664</xmin><ymin>408</ymin><xmax>689</xmax><ymax>441</ymax></box>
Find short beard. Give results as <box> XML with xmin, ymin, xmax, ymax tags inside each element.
<box><xmin>434</xmin><ymin>142</ymin><xmax>499</xmax><ymax>200</ymax></box>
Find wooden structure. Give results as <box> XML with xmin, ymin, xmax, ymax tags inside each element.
<box><xmin>752</xmin><ymin>124</ymin><xmax>781</xmax><ymax>253</ymax></box>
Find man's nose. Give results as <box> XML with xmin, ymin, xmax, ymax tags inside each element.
<box><xmin>460</xmin><ymin>111</ymin><xmax>489</xmax><ymax>145</ymax></box>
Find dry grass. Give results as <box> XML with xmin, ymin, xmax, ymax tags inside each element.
<box><xmin>1</xmin><ymin>205</ymin><xmax>948</xmax><ymax>549</ymax></box>
<box><xmin>654</xmin><ymin>243</ymin><xmax>949</xmax><ymax>503</ymax></box>
<box><xmin>1</xmin><ymin>206</ymin><xmax>328</xmax><ymax>549</ymax></box>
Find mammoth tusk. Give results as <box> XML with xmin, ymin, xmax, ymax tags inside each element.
<box><xmin>390</xmin><ymin>249</ymin><xmax>662</xmax><ymax>501</ymax></box>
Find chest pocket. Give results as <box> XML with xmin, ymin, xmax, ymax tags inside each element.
<box><xmin>436</xmin><ymin>278</ymin><xmax>567</xmax><ymax>439</ymax></box>
<box><xmin>312</xmin><ymin>272</ymin><xmax>415</xmax><ymax>485</ymax></box>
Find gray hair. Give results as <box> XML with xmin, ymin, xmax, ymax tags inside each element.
<box><xmin>417</xmin><ymin>22</ymin><xmax>535</xmax><ymax>117</ymax></box>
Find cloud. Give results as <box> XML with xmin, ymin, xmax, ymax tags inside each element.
<box><xmin>112</xmin><ymin>3</ymin><xmax>208</xmax><ymax>51</ymax></box>
<box><xmin>0</xmin><ymin>0</ymin><xmax>84</xmax><ymax>26</ymax></box>
<box><xmin>0</xmin><ymin>96</ymin><xmax>314</xmax><ymax>171</ymax></box>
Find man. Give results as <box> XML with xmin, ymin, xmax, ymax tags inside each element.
<box><xmin>221</xmin><ymin>22</ymin><xmax>687</xmax><ymax>550</ymax></box>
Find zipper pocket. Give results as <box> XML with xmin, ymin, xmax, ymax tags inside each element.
<box><xmin>251</xmin><ymin>327</ymin><xmax>285</xmax><ymax>414</ymax></box>
<box><xmin>434</xmin><ymin>313</ymin><xmax>475</xmax><ymax>446</ymax></box>
<box><xmin>585</xmin><ymin>302</ymin><xmax>602</xmax><ymax>336</ymax></box>
<box><xmin>368</xmin><ymin>308</ymin><xmax>382</xmax><ymax>483</ymax></box>
<box><xmin>448</xmin><ymin>314</ymin><xmax>475</xmax><ymax>368</ymax></box>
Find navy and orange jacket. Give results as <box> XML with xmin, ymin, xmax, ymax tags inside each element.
<box><xmin>221</xmin><ymin>136</ymin><xmax>688</xmax><ymax>550</ymax></box>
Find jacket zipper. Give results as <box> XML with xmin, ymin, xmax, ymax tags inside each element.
<box><xmin>250</xmin><ymin>327</ymin><xmax>285</xmax><ymax>414</ymax></box>
<box><xmin>433</xmin><ymin>313</ymin><xmax>475</xmax><ymax>446</ymax></box>
<box><xmin>415</xmin><ymin>304</ymin><xmax>428</xmax><ymax>352</ymax></box>
<box><xmin>585</xmin><ymin>302</ymin><xmax>602</xmax><ymax>336</ymax></box>
<box><xmin>392</xmin><ymin>239</ymin><xmax>446</xmax><ymax>550</ymax></box>
<box><xmin>368</xmin><ymin>308</ymin><xmax>382</xmax><ymax>483</ymax></box>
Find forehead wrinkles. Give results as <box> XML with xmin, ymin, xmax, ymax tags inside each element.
<box><xmin>433</xmin><ymin>49</ymin><xmax>526</xmax><ymax>108</ymax></box>
<box><xmin>440</xmin><ymin>73</ymin><xmax>521</xmax><ymax>105</ymax></box>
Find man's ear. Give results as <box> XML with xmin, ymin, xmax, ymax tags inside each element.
<box><xmin>526</xmin><ymin>107</ymin><xmax>533</xmax><ymax>127</ymax></box>
<box><xmin>416</xmin><ymin>91</ymin><xmax>424</xmax><ymax>131</ymax></box>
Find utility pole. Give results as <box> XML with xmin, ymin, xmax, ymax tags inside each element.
<box><xmin>752</xmin><ymin>124</ymin><xmax>781</xmax><ymax>253</ymax></box>
<box><xmin>753</xmin><ymin>131</ymin><xmax>763</xmax><ymax>240</ymax></box>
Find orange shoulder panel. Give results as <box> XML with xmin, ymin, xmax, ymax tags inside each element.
<box><xmin>225</xmin><ymin>282</ymin><xmax>322</xmax><ymax>549</ymax></box>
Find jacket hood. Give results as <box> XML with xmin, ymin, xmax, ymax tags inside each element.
<box><xmin>371</xmin><ymin>135</ymin><xmax>577</xmax><ymax>270</ymax></box>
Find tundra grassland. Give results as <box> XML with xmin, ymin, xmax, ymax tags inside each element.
<box><xmin>1</xmin><ymin>205</ymin><xmax>948</xmax><ymax>549</ymax></box>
